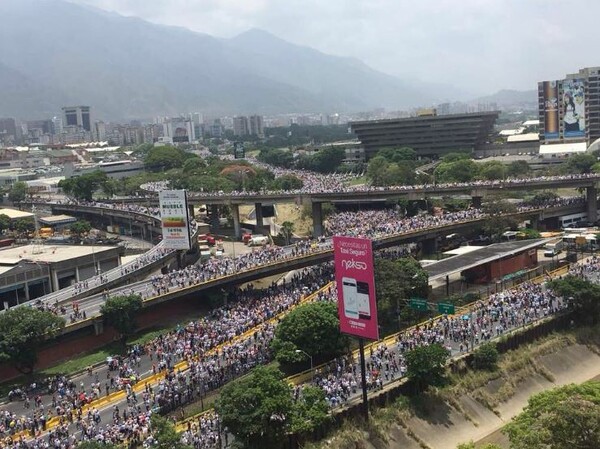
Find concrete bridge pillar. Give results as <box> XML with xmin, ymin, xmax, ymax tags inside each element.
<box><xmin>587</xmin><ymin>186</ymin><xmax>598</xmax><ymax>223</ymax></box>
<box><xmin>312</xmin><ymin>202</ymin><xmax>324</xmax><ymax>238</ymax></box>
<box><xmin>255</xmin><ymin>203</ymin><xmax>264</xmax><ymax>233</ymax></box>
<box><xmin>231</xmin><ymin>204</ymin><xmax>241</xmax><ymax>239</ymax></box>
<box><xmin>210</xmin><ymin>204</ymin><xmax>220</xmax><ymax>232</ymax></box>
<box><xmin>472</xmin><ymin>196</ymin><xmax>483</xmax><ymax>209</ymax></box>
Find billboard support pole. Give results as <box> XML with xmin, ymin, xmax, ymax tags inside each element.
<box><xmin>358</xmin><ymin>338</ymin><xmax>369</xmax><ymax>420</ymax></box>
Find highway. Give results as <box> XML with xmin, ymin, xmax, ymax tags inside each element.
<box><xmin>25</xmin><ymin>199</ymin><xmax>585</xmax><ymax>332</ymax></box>
<box><xmin>108</xmin><ymin>173</ymin><xmax>600</xmax><ymax>205</ymax></box>
<box><xmin>2</xmin><ymin>258</ymin><xmax>576</xmax><ymax>446</ymax></box>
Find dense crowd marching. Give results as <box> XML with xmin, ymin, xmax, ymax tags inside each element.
<box><xmin>8</xmin><ymin>163</ymin><xmax>597</xmax><ymax>448</ymax></box>
<box><xmin>3</xmin><ymin>247</ymin><xmax>600</xmax><ymax>448</ymax></box>
<box><xmin>0</xmin><ymin>265</ymin><xmax>335</xmax><ymax>449</ymax></box>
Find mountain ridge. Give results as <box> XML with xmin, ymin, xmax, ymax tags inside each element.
<box><xmin>0</xmin><ymin>0</ymin><xmax>521</xmax><ymax>120</ymax></box>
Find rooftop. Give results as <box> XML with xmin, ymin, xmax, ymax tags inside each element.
<box><xmin>425</xmin><ymin>239</ymin><xmax>548</xmax><ymax>282</ymax></box>
<box><xmin>0</xmin><ymin>208</ymin><xmax>34</xmax><ymax>220</ymax></box>
<box><xmin>0</xmin><ymin>244</ymin><xmax>116</xmax><ymax>265</ymax></box>
<box><xmin>38</xmin><ymin>215</ymin><xmax>77</xmax><ymax>225</ymax></box>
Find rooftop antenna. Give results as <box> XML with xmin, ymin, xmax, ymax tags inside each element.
<box><xmin>31</xmin><ymin>205</ymin><xmax>44</xmax><ymax>255</ymax></box>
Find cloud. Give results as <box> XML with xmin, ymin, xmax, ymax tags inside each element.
<box><xmin>69</xmin><ymin>0</ymin><xmax>600</xmax><ymax>94</ymax></box>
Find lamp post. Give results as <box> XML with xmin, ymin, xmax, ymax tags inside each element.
<box><xmin>295</xmin><ymin>349</ymin><xmax>313</xmax><ymax>380</ymax></box>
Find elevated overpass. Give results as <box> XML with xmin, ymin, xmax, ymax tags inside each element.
<box><xmin>107</xmin><ymin>174</ymin><xmax>600</xmax><ymax>237</ymax></box>
<box><xmin>47</xmin><ymin>201</ymin><xmax>584</xmax><ymax>338</ymax></box>
<box><xmin>24</xmin><ymin>203</ymin><xmax>201</xmax><ymax>306</ymax></box>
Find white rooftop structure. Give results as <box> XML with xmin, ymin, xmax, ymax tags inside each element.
<box><xmin>507</xmin><ymin>133</ymin><xmax>539</xmax><ymax>143</ymax></box>
<box><xmin>0</xmin><ymin>244</ymin><xmax>116</xmax><ymax>265</ymax></box>
<box><xmin>539</xmin><ymin>142</ymin><xmax>587</xmax><ymax>155</ymax></box>
<box><xmin>522</xmin><ymin>119</ymin><xmax>540</xmax><ymax>127</ymax></box>
<box><xmin>0</xmin><ymin>208</ymin><xmax>34</xmax><ymax>220</ymax></box>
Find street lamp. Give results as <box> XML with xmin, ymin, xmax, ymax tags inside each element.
<box><xmin>295</xmin><ymin>349</ymin><xmax>313</xmax><ymax>380</ymax></box>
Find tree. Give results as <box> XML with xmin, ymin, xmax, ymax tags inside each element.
<box><xmin>144</xmin><ymin>146</ymin><xmax>186</xmax><ymax>172</ymax></box>
<box><xmin>150</xmin><ymin>415</ymin><xmax>192</xmax><ymax>449</ymax></box>
<box><xmin>290</xmin><ymin>385</ymin><xmax>331</xmax><ymax>435</ymax></box>
<box><xmin>100</xmin><ymin>294</ymin><xmax>143</xmax><ymax>344</ymax></box>
<box><xmin>507</xmin><ymin>160</ymin><xmax>531</xmax><ymax>178</ymax></box>
<box><xmin>0</xmin><ymin>307</ymin><xmax>65</xmax><ymax>374</ymax></box>
<box><xmin>298</xmin><ymin>147</ymin><xmax>346</xmax><ymax>173</ymax></box>
<box><xmin>565</xmin><ymin>153</ymin><xmax>597</xmax><ymax>174</ymax></box>
<box><xmin>257</xmin><ymin>148</ymin><xmax>294</xmax><ymax>168</ymax></box>
<box><xmin>13</xmin><ymin>218</ymin><xmax>34</xmax><ymax>234</ymax></box>
<box><xmin>405</xmin><ymin>344</ymin><xmax>449</xmax><ymax>390</ymax></box>
<box><xmin>8</xmin><ymin>181</ymin><xmax>28</xmax><ymax>203</ymax></box>
<box><xmin>217</xmin><ymin>366</ymin><xmax>295</xmax><ymax>448</ymax></box>
<box><xmin>472</xmin><ymin>343</ymin><xmax>499</xmax><ymax>370</ymax></box>
<box><xmin>279</xmin><ymin>221</ymin><xmax>295</xmax><ymax>245</ymax></box>
<box><xmin>504</xmin><ymin>381</ymin><xmax>600</xmax><ymax>449</ymax></box>
<box><xmin>376</xmin><ymin>147</ymin><xmax>416</xmax><ymax>163</ymax></box>
<box><xmin>270</xmin><ymin>174</ymin><xmax>303</xmax><ymax>191</ymax></box>
<box><xmin>70</xmin><ymin>220</ymin><xmax>92</xmax><ymax>237</ymax></box>
<box><xmin>479</xmin><ymin>161</ymin><xmax>507</xmax><ymax>180</ymax></box>
<box><xmin>101</xmin><ymin>178</ymin><xmax>119</xmax><ymax>199</ymax></box>
<box><xmin>0</xmin><ymin>214</ymin><xmax>10</xmax><ymax>234</ymax></box>
<box><xmin>548</xmin><ymin>276</ymin><xmax>600</xmax><ymax>325</ymax></box>
<box><xmin>182</xmin><ymin>157</ymin><xmax>206</xmax><ymax>174</ymax></box>
<box><xmin>58</xmin><ymin>171</ymin><xmax>108</xmax><ymax>201</ymax></box>
<box><xmin>434</xmin><ymin>159</ymin><xmax>479</xmax><ymax>183</ymax></box>
<box><xmin>271</xmin><ymin>301</ymin><xmax>349</xmax><ymax>365</ymax></box>
<box><xmin>374</xmin><ymin>258</ymin><xmax>429</xmax><ymax>332</ymax></box>
<box><xmin>366</xmin><ymin>155</ymin><xmax>389</xmax><ymax>186</ymax></box>
<box><xmin>481</xmin><ymin>200</ymin><xmax>518</xmax><ymax>240</ymax></box>
<box><xmin>457</xmin><ymin>443</ymin><xmax>502</xmax><ymax>449</ymax></box>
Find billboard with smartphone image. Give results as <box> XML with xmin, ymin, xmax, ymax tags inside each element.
<box><xmin>333</xmin><ymin>236</ymin><xmax>379</xmax><ymax>340</ymax></box>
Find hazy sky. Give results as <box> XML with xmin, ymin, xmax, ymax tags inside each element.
<box><xmin>70</xmin><ymin>0</ymin><xmax>599</xmax><ymax>95</ymax></box>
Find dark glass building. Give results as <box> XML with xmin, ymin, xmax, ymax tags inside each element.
<box><xmin>350</xmin><ymin>111</ymin><xmax>499</xmax><ymax>159</ymax></box>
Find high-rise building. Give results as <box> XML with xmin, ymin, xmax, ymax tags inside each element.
<box><xmin>538</xmin><ymin>67</ymin><xmax>600</xmax><ymax>146</ymax></box>
<box><xmin>249</xmin><ymin>115</ymin><xmax>264</xmax><ymax>137</ymax></box>
<box><xmin>62</xmin><ymin>106</ymin><xmax>92</xmax><ymax>132</ymax></box>
<box><xmin>0</xmin><ymin>118</ymin><xmax>18</xmax><ymax>145</ymax></box>
<box><xmin>93</xmin><ymin>121</ymin><xmax>107</xmax><ymax>142</ymax></box>
<box><xmin>51</xmin><ymin>116</ymin><xmax>63</xmax><ymax>135</ymax></box>
<box><xmin>163</xmin><ymin>118</ymin><xmax>196</xmax><ymax>143</ymax></box>
<box><xmin>233</xmin><ymin>116</ymin><xmax>250</xmax><ymax>137</ymax></box>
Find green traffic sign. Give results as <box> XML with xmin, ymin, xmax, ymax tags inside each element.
<box><xmin>409</xmin><ymin>298</ymin><xmax>428</xmax><ymax>311</ymax></box>
<box><xmin>438</xmin><ymin>302</ymin><xmax>456</xmax><ymax>315</ymax></box>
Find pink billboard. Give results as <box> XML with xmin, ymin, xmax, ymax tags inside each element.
<box><xmin>333</xmin><ymin>236</ymin><xmax>379</xmax><ymax>341</ymax></box>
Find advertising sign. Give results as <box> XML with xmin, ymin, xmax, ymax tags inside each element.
<box><xmin>543</xmin><ymin>81</ymin><xmax>559</xmax><ymax>139</ymax></box>
<box><xmin>333</xmin><ymin>236</ymin><xmax>379</xmax><ymax>341</ymax></box>
<box><xmin>562</xmin><ymin>78</ymin><xmax>586</xmax><ymax>138</ymax></box>
<box><xmin>158</xmin><ymin>190</ymin><xmax>191</xmax><ymax>250</ymax></box>
<box><xmin>234</xmin><ymin>142</ymin><xmax>245</xmax><ymax>159</ymax></box>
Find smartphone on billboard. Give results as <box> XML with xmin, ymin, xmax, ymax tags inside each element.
<box><xmin>357</xmin><ymin>281</ymin><xmax>371</xmax><ymax>320</ymax></box>
<box><xmin>342</xmin><ymin>277</ymin><xmax>359</xmax><ymax>319</ymax></box>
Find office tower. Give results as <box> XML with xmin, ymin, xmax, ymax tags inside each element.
<box><xmin>62</xmin><ymin>106</ymin><xmax>92</xmax><ymax>132</ymax></box>
<box><xmin>538</xmin><ymin>67</ymin><xmax>600</xmax><ymax>146</ymax></box>
<box><xmin>233</xmin><ymin>116</ymin><xmax>250</xmax><ymax>137</ymax></box>
<box><xmin>249</xmin><ymin>115</ymin><xmax>264</xmax><ymax>137</ymax></box>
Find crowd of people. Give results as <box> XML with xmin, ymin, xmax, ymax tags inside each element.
<box><xmin>0</xmin><ymin>265</ymin><xmax>335</xmax><ymax>448</ymax></box>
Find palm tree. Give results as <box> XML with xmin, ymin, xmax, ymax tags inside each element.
<box><xmin>279</xmin><ymin>221</ymin><xmax>295</xmax><ymax>245</ymax></box>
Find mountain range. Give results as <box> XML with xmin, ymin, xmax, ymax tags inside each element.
<box><xmin>0</xmin><ymin>0</ymin><xmax>534</xmax><ymax>120</ymax></box>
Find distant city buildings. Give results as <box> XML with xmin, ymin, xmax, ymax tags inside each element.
<box><xmin>233</xmin><ymin>115</ymin><xmax>264</xmax><ymax>137</ymax></box>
